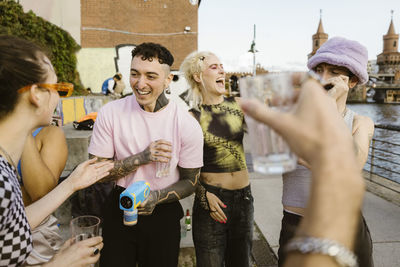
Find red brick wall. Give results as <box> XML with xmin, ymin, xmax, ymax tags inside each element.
<box><xmin>81</xmin><ymin>0</ymin><xmax>198</xmax><ymax>69</ymax></box>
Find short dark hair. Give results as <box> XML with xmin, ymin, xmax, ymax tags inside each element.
<box><xmin>131</xmin><ymin>42</ymin><xmax>174</xmax><ymax>66</ymax></box>
<box><xmin>0</xmin><ymin>35</ymin><xmax>49</xmax><ymax>119</ymax></box>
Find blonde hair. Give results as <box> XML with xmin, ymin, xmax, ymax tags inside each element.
<box><xmin>180</xmin><ymin>51</ymin><xmax>216</xmax><ymax>109</ymax></box>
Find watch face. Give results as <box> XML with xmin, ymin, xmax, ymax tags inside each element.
<box><xmin>189</xmin><ymin>0</ymin><xmax>198</xmax><ymax>5</ymax></box>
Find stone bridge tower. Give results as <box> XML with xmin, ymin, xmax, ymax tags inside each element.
<box><xmin>308</xmin><ymin>10</ymin><xmax>328</xmax><ymax>59</ymax></box>
<box><xmin>377</xmin><ymin>11</ymin><xmax>400</xmax><ymax>74</ymax></box>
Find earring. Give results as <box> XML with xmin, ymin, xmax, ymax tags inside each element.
<box><xmin>165</xmin><ymin>87</ymin><xmax>171</xmax><ymax>94</ymax></box>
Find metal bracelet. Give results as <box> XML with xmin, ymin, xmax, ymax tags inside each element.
<box><xmin>285</xmin><ymin>236</ymin><xmax>358</xmax><ymax>267</ymax></box>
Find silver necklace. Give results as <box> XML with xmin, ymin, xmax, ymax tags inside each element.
<box><xmin>0</xmin><ymin>144</ymin><xmax>22</xmax><ymax>182</ymax></box>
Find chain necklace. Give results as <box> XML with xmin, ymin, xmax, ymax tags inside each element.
<box><xmin>0</xmin><ymin>144</ymin><xmax>22</xmax><ymax>182</ymax></box>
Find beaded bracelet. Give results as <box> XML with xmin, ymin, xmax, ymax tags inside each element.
<box><xmin>285</xmin><ymin>236</ymin><xmax>358</xmax><ymax>267</ymax></box>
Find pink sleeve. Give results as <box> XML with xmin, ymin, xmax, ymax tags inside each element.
<box><xmin>178</xmin><ymin>116</ymin><xmax>204</xmax><ymax>168</ymax></box>
<box><xmin>88</xmin><ymin>107</ymin><xmax>115</xmax><ymax>158</ymax></box>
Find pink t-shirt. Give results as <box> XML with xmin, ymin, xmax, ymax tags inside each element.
<box><xmin>88</xmin><ymin>96</ymin><xmax>204</xmax><ymax>190</ymax></box>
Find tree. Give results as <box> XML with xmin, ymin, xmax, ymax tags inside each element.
<box><xmin>0</xmin><ymin>0</ymin><xmax>86</xmax><ymax>95</ymax></box>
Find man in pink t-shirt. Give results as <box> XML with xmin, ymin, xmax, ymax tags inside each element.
<box><xmin>88</xmin><ymin>43</ymin><xmax>203</xmax><ymax>267</ymax></box>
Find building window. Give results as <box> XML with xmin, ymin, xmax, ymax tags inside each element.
<box><xmin>315</xmin><ymin>40</ymin><xmax>319</xmax><ymax>47</ymax></box>
<box><xmin>394</xmin><ymin>41</ymin><xmax>397</xmax><ymax>47</ymax></box>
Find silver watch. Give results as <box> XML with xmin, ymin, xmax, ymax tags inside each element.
<box><xmin>285</xmin><ymin>236</ymin><xmax>358</xmax><ymax>267</ymax></box>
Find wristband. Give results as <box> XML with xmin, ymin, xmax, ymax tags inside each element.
<box><xmin>285</xmin><ymin>236</ymin><xmax>358</xmax><ymax>267</ymax></box>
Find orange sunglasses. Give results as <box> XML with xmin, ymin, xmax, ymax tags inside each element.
<box><xmin>18</xmin><ymin>83</ymin><xmax>74</xmax><ymax>98</ymax></box>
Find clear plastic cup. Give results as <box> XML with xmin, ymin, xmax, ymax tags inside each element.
<box><xmin>240</xmin><ymin>72</ymin><xmax>297</xmax><ymax>174</ymax></box>
<box><xmin>70</xmin><ymin>215</ymin><xmax>100</xmax><ymax>243</ymax></box>
<box><xmin>156</xmin><ymin>160</ymin><xmax>170</xmax><ymax>178</ymax></box>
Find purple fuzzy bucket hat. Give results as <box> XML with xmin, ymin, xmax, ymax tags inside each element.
<box><xmin>307</xmin><ymin>37</ymin><xmax>369</xmax><ymax>85</ymax></box>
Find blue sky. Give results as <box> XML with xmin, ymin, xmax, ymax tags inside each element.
<box><xmin>198</xmin><ymin>0</ymin><xmax>399</xmax><ymax>72</ymax></box>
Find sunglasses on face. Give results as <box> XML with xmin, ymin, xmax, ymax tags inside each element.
<box><xmin>18</xmin><ymin>83</ymin><xmax>74</xmax><ymax>97</ymax></box>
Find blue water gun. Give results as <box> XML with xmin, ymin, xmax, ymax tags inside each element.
<box><xmin>119</xmin><ymin>181</ymin><xmax>151</xmax><ymax>226</ymax></box>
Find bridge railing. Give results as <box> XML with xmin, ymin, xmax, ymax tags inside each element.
<box><xmin>365</xmin><ymin>124</ymin><xmax>400</xmax><ymax>193</ymax></box>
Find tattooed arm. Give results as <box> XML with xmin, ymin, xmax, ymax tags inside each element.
<box><xmin>90</xmin><ymin>139</ymin><xmax>172</xmax><ymax>183</ymax></box>
<box><xmin>138</xmin><ymin>167</ymin><xmax>200</xmax><ymax>215</ymax></box>
<box><xmin>89</xmin><ymin>152</ymin><xmax>148</xmax><ymax>183</ymax></box>
<box><xmin>352</xmin><ymin>114</ymin><xmax>375</xmax><ymax>170</ymax></box>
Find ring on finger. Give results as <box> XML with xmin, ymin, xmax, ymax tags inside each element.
<box><xmin>93</xmin><ymin>247</ymin><xmax>100</xmax><ymax>256</ymax></box>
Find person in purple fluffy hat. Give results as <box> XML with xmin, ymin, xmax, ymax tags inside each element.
<box><xmin>278</xmin><ymin>37</ymin><xmax>375</xmax><ymax>267</ymax></box>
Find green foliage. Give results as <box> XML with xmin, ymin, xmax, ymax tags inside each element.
<box><xmin>0</xmin><ymin>0</ymin><xmax>86</xmax><ymax>95</ymax></box>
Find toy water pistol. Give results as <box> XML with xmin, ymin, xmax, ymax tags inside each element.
<box><xmin>119</xmin><ymin>181</ymin><xmax>151</xmax><ymax>226</ymax></box>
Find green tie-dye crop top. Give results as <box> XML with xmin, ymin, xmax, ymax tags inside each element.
<box><xmin>190</xmin><ymin>97</ymin><xmax>247</xmax><ymax>173</ymax></box>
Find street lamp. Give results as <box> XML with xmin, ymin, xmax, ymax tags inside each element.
<box><xmin>248</xmin><ymin>24</ymin><xmax>258</xmax><ymax>76</ymax></box>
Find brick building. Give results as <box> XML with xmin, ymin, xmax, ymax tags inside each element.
<box><xmin>308</xmin><ymin>15</ymin><xmax>328</xmax><ymax>59</ymax></box>
<box><xmin>373</xmin><ymin>13</ymin><xmax>400</xmax><ymax>103</ymax></box>
<box><xmin>377</xmin><ymin>15</ymin><xmax>400</xmax><ymax>74</ymax></box>
<box><xmin>81</xmin><ymin>0</ymin><xmax>199</xmax><ymax>70</ymax></box>
<box><xmin>20</xmin><ymin>0</ymin><xmax>200</xmax><ymax>96</ymax></box>
<box><xmin>78</xmin><ymin>0</ymin><xmax>199</xmax><ymax>95</ymax></box>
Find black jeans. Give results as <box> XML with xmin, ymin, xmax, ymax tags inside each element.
<box><xmin>192</xmin><ymin>183</ymin><xmax>254</xmax><ymax>267</ymax></box>
<box><xmin>99</xmin><ymin>186</ymin><xmax>184</xmax><ymax>267</ymax></box>
<box><xmin>278</xmin><ymin>210</ymin><xmax>374</xmax><ymax>267</ymax></box>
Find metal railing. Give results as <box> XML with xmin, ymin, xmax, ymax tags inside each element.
<box><xmin>364</xmin><ymin>124</ymin><xmax>400</xmax><ymax>193</ymax></box>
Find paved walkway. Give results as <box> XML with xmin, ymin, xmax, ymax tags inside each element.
<box><xmin>250</xmin><ymin>172</ymin><xmax>400</xmax><ymax>267</ymax></box>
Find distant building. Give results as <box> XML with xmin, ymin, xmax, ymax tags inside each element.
<box><xmin>308</xmin><ymin>14</ymin><xmax>328</xmax><ymax>59</ymax></box>
<box><xmin>377</xmin><ymin>16</ymin><xmax>400</xmax><ymax>74</ymax></box>
<box><xmin>20</xmin><ymin>0</ymin><xmax>200</xmax><ymax>98</ymax></box>
<box><xmin>373</xmin><ymin>13</ymin><xmax>400</xmax><ymax>103</ymax></box>
<box><xmin>80</xmin><ymin>0</ymin><xmax>199</xmax><ymax>70</ymax></box>
<box><xmin>368</xmin><ymin>60</ymin><xmax>379</xmax><ymax>74</ymax></box>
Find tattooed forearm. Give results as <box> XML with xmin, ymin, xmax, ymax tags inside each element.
<box><xmin>154</xmin><ymin>167</ymin><xmax>200</xmax><ymax>205</ymax></box>
<box><xmin>89</xmin><ymin>151</ymin><xmax>151</xmax><ymax>183</ymax></box>
<box><xmin>195</xmin><ymin>182</ymin><xmax>210</xmax><ymax>210</ymax></box>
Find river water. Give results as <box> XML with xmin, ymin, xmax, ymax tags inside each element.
<box><xmin>348</xmin><ymin>103</ymin><xmax>400</xmax><ymax>183</ymax></box>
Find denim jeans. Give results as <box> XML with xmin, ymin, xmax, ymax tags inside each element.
<box><xmin>192</xmin><ymin>183</ymin><xmax>254</xmax><ymax>267</ymax></box>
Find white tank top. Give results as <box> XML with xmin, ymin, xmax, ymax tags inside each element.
<box><xmin>282</xmin><ymin>108</ymin><xmax>355</xmax><ymax>208</ymax></box>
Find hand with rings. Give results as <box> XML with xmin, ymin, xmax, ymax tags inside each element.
<box><xmin>206</xmin><ymin>191</ymin><xmax>227</xmax><ymax>223</ymax></box>
<box><xmin>92</xmin><ymin>247</ymin><xmax>100</xmax><ymax>256</ymax></box>
<box><xmin>44</xmin><ymin>236</ymin><xmax>104</xmax><ymax>267</ymax></box>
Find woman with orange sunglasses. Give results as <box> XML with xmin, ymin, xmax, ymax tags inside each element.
<box><xmin>0</xmin><ymin>35</ymin><xmax>113</xmax><ymax>267</ymax></box>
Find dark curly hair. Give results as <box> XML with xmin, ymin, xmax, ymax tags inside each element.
<box><xmin>0</xmin><ymin>35</ymin><xmax>49</xmax><ymax>119</ymax></box>
<box><xmin>131</xmin><ymin>42</ymin><xmax>174</xmax><ymax>66</ymax></box>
